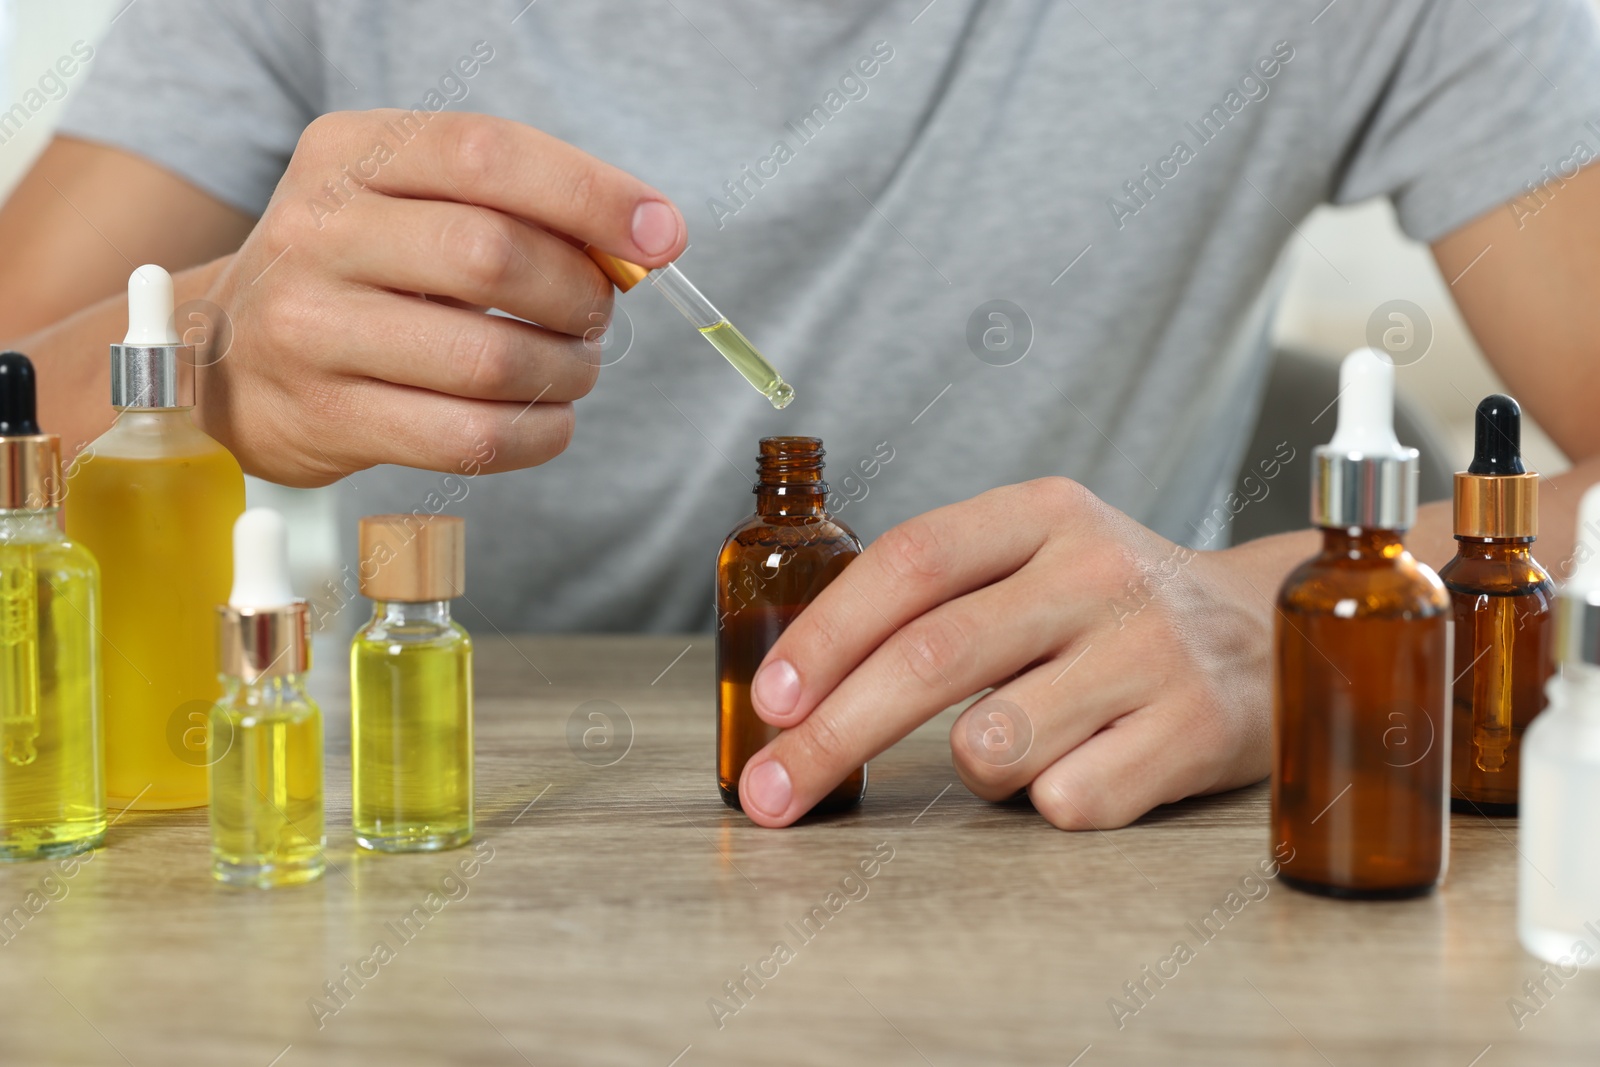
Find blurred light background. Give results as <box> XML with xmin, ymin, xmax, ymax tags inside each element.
<box><xmin>0</xmin><ymin>0</ymin><xmax>1578</xmax><ymax>594</ymax></box>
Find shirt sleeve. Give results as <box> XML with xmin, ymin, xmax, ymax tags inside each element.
<box><xmin>1332</xmin><ymin>0</ymin><xmax>1600</xmax><ymax>243</ymax></box>
<box><xmin>56</xmin><ymin>0</ymin><xmax>324</xmax><ymax>217</ymax></box>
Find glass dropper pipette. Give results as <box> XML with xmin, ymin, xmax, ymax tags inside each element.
<box><xmin>586</xmin><ymin>247</ymin><xmax>795</xmax><ymax>410</ymax></box>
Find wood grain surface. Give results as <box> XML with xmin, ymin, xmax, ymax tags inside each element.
<box><xmin>0</xmin><ymin>634</ymin><xmax>1593</xmax><ymax>1066</ymax></box>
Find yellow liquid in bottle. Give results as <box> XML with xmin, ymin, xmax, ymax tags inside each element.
<box><xmin>66</xmin><ymin>411</ymin><xmax>245</xmax><ymax>809</ymax></box>
<box><xmin>208</xmin><ymin>677</ymin><xmax>325</xmax><ymax>887</ymax></box>
<box><xmin>0</xmin><ymin>527</ymin><xmax>105</xmax><ymax>860</ymax></box>
<box><xmin>351</xmin><ymin>608</ymin><xmax>473</xmax><ymax>852</ymax></box>
<box><xmin>698</xmin><ymin>319</ymin><xmax>796</xmax><ymax>409</ymax></box>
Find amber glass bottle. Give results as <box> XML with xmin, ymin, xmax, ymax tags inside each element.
<box><xmin>716</xmin><ymin>437</ymin><xmax>865</xmax><ymax>813</ymax></box>
<box><xmin>1439</xmin><ymin>395</ymin><xmax>1553</xmax><ymax>815</ymax></box>
<box><xmin>1273</xmin><ymin>350</ymin><xmax>1452</xmax><ymax>899</ymax></box>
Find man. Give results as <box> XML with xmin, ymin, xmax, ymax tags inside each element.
<box><xmin>2</xmin><ymin>0</ymin><xmax>1598</xmax><ymax>829</ymax></box>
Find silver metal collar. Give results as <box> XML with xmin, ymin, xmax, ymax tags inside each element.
<box><xmin>1310</xmin><ymin>446</ymin><xmax>1420</xmax><ymax>530</ymax></box>
<box><xmin>110</xmin><ymin>343</ymin><xmax>195</xmax><ymax>408</ymax></box>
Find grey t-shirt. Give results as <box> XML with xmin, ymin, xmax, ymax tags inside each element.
<box><xmin>59</xmin><ymin>0</ymin><xmax>1600</xmax><ymax>632</ymax></box>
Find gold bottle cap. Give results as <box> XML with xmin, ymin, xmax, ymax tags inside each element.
<box><xmin>1453</xmin><ymin>395</ymin><xmax>1538</xmax><ymax>539</ymax></box>
<box><xmin>1454</xmin><ymin>472</ymin><xmax>1538</xmax><ymax>539</ymax></box>
<box><xmin>218</xmin><ymin>602</ymin><xmax>310</xmax><ymax>683</ymax></box>
<box><xmin>0</xmin><ymin>435</ymin><xmax>62</xmax><ymax>510</ymax></box>
<box><xmin>359</xmin><ymin>514</ymin><xmax>466</xmax><ymax>602</ymax></box>
<box><xmin>584</xmin><ymin>246</ymin><xmax>651</xmax><ymax>292</ymax></box>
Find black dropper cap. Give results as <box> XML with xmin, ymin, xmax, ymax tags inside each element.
<box><xmin>0</xmin><ymin>351</ymin><xmax>41</xmax><ymax>436</ymax></box>
<box><xmin>1467</xmin><ymin>393</ymin><xmax>1524</xmax><ymax>475</ymax></box>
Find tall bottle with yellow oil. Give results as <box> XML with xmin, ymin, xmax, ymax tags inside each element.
<box><xmin>66</xmin><ymin>265</ymin><xmax>245</xmax><ymax>809</ymax></box>
<box><xmin>0</xmin><ymin>352</ymin><xmax>105</xmax><ymax>860</ymax></box>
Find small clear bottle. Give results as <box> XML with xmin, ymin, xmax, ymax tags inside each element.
<box><xmin>0</xmin><ymin>353</ymin><xmax>105</xmax><ymax>861</ymax></box>
<box><xmin>1440</xmin><ymin>395</ymin><xmax>1554</xmax><ymax>814</ymax></box>
<box><xmin>209</xmin><ymin>509</ymin><xmax>324</xmax><ymax>887</ymax></box>
<box><xmin>1519</xmin><ymin>483</ymin><xmax>1600</xmax><ymax>967</ymax></box>
<box><xmin>716</xmin><ymin>437</ymin><xmax>865</xmax><ymax>813</ymax></box>
<box><xmin>1272</xmin><ymin>350</ymin><xmax>1452</xmax><ymax>898</ymax></box>
<box><xmin>350</xmin><ymin>514</ymin><xmax>473</xmax><ymax>852</ymax></box>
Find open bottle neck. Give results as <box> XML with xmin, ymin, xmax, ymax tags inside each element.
<box><xmin>370</xmin><ymin>599</ymin><xmax>453</xmax><ymax>627</ymax></box>
<box><xmin>0</xmin><ymin>507</ymin><xmax>63</xmax><ymax>542</ymax></box>
<box><xmin>1451</xmin><ymin>537</ymin><xmax>1536</xmax><ymax>559</ymax></box>
<box><xmin>221</xmin><ymin>673</ymin><xmax>313</xmax><ymax>708</ymax></box>
<box><xmin>754</xmin><ymin>437</ymin><xmax>829</xmax><ymax>519</ymax></box>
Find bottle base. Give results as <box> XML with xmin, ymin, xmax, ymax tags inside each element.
<box><xmin>0</xmin><ymin>832</ymin><xmax>103</xmax><ymax>863</ymax></box>
<box><xmin>213</xmin><ymin>855</ymin><xmax>325</xmax><ymax>888</ymax></box>
<box><xmin>355</xmin><ymin>827</ymin><xmax>473</xmax><ymax>853</ymax></box>
<box><xmin>1519</xmin><ymin>921</ymin><xmax>1600</xmax><ymax>968</ymax></box>
<box><xmin>1450</xmin><ymin>796</ymin><xmax>1517</xmax><ymax>817</ymax></box>
<box><xmin>717</xmin><ymin>781</ymin><xmax>865</xmax><ymax>817</ymax></box>
<box><xmin>1281</xmin><ymin>873</ymin><xmax>1437</xmax><ymax>900</ymax></box>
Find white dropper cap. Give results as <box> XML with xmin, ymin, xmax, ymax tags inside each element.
<box><xmin>124</xmin><ymin>264</ymin><xmax>179</xmax><ymax>345</ymax></box>
<box><xmin>111</xmin><ymin>264</ymin><xmax>192</xmax><ymax>407</ymax></box>
<box><xmin>1327</xmin><ymin>348</ymin><xmax>1405</xmax><ymax>457</ymax></box>
<box><xmin>229</xmin><ymin>508</ymin><xmax>297</xmax><ymax>609</ymax></box>
<box><xmin>1311</xmin><ymin>348</ymin><xmax>1420</xmax><ymax>529</ymax></box>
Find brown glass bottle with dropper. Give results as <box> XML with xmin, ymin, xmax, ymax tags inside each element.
<box><xmin>1272</xmin><ymin>349</ymin><xmax>1452</xmax><ymax>899</ymax></box>
<box><xmin>716</xmin><ymin>437</ymin><xmax>865</xmax><ymax>812</ymax></box>
<box><xmin>1439</xmin><ymin>394</ymin><xmax>1554</xmax><ymax>815</ymax></box>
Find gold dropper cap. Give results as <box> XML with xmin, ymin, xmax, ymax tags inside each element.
<box><xmin>359</xmin><ymin>514</ymin><xmax>466</xmax><ymax>602</ymax></box>
<box><xmin>1454</xmin><ymin>394</ymin><xmax>1538</xmax><ymax>539</ymax></box>
<box><xmin>1455</xmin><ymin>474</ymin><xmax>1538</xmax><ymax>538</ymax></box>
<box><xmin>0</xmin><ymin>435</ymin><xmax>61</xmax><ymax>510</ymax></box>
<box><xmin>0</xmin><ymin>352</ymin><xmax>61</xmax><ymax>510</ymax></box>
<box><xmin>584</xmin><ymin>246</ymin><xmax>650</xmax><ymax>292</ymax></box>
<box><xmin>218</xmin><ymin>602</ymin><xmax>310</xmax><ymax>683</ymax></box>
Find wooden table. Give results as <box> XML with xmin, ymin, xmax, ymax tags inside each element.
<box><xmin>1</xmin><ymin>635</ymin><xmax>1593</xmax><ymax>1066</ymax></box>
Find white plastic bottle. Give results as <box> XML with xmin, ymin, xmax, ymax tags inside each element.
<box><xmin>1518</xmin><ymin>483</ymin><xmax>1600</xmax><ymax>966</ymax></box>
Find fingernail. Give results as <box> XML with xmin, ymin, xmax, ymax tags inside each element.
<box><xmin>752</xmin><ymin>660</ymin><xmax>801</xmax><ymax>717</ymax></box>
<box><xmin>631</xmin><ymin>199</ymin><xmax>680</xmax><ymax>257</ymax></box>
<box><xmin>745</xmin><ymin>760</ymin><xmax>792</xmax><ymax>819</ymax></box>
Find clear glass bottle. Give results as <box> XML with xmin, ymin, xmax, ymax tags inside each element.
<box><xmin>350</xmin><ymin>514</ymin><xmax>473</xmax><ymax>852</ymax></box>
<box><xmin>66</xmin><ymin>265</ymin><xmax>245</xmax><ymax>809</ymax></box>
<box><xmin>1439</xmin><ymin>395</ymin><xmax>1554</xmax><ymax>814</ymax></box>
<box><xmin>1519</xmin><ymin>483</ymin><xmax>1600</xmax><ymax>968</ymax></box>
<box><xmin>209</xmin><ymin>509</ymin><xmax>324</xmax><ymax>887</ymax></box>
<box><xmin>716</xmin><ymin>437</ymin><xmax>865</xmax><ymax>813</ymax></box>
<box><xmin>1273</xmin><ymin>350</ymin><xmax>1451</xmax><ymax>898</ymax></box>
<box><xmin>0</xmin><ymin>352</ymin><xmax>105</xmax><ymax>861</ymax></box>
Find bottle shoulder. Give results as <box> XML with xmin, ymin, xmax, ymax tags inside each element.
<box><xmin>0</xmin><ymin>529</ymin><xmax>101</xmax><ymax>578</ymax></box>
<box><xmin>1278</xmin><ymin>549</ymin><xmax>1449</xmax><ymax>618</ymax></box>
<box><xmin>77</xmin><ymin>410</ymin><xmax>243</xmax><ymax>469</ymax></box>
<box><xmin>720</xmin><ymin>512</ymin><xmax>862</xmax><ymax>557</ymax></box>
<box><xmin>217</xmin><ymin>686</ymin><xmax>321</xmax><ymax>724</ymax></box>
<box><xmin>352</xmin><ymin>619</ymin><xmax>472</xmax><ymax>651</ymax></box>
<box><xmin>1439</xmin><ymin>550</ymin><xmax>1555</xmax><ymax>599</ymax></box>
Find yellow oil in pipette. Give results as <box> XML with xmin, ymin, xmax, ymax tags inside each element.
<box><xmin>698</xmin><ymin>320</ymin><xmax>795</xmax><ymax>409</ymax></box>
<box><xmin>585</xmin><ymin>247</ymin><xmax>796</xmax><ymax>410</ymax></box>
